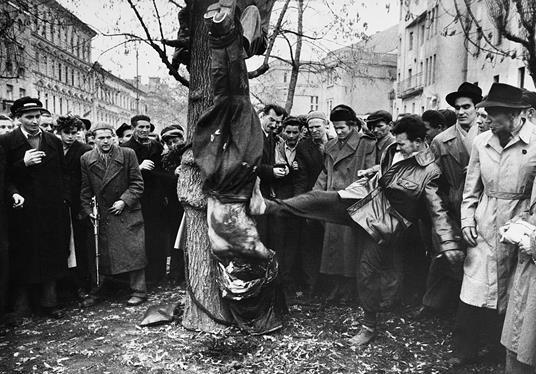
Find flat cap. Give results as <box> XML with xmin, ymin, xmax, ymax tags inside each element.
<box><xmin>10</xmin><ymin>97</ymin><xmax>44</xmax><ymax>117</ymax></box>
<box><xmin>366</xmin><ymin>110</ymin><xmax>392</xmax><ymax>124</ymax></box>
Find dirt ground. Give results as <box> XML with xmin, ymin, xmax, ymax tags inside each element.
<box><xmin>0</xmin><ymin>283</ymin><xmax>504</xmax><ymax>373</ymax></box>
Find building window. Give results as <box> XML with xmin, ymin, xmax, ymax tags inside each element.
<box><xmin>59</xmin><ymin>98</ymin><xmax>63</xmax><ymax>114</ymax></box>
<box><xmin>432</xmin><ymin>54</ymin><xmax>437</xmax><ymax>83</ymax></box>
<box><xmin>65</xmin><ymin>66</ymin><xmax>68</xmax><ymax>83</ymax></box>
<box><xmin>71</xmin><ymin>69</ymin><xmax>75</xmax><ymax>85</ymax></box>
<box><xmin>425</xmin><ymin>58</ymin><xmax>429</xmax><ymax>85</ymax></box>
<box><xmin>283</xmin><ymin>72</ymin><xmax>288</xmax><ymax>83</ymax></box>
<box><xmin>310</xmin><ymin>96</ymin><xmax>319</xmax><ymax>111</ymax></box>
<box><xmin>420</xmin><ymin>24</ymin><xmax>425</xmax><ymax>45</ymax></box>
<box><xmin>494</xmin><ymin>75</ymin><xmax>500</xmax><ymax>83</ymax></box>
<box><xmin>412</xmin><ymin>103</ymin><xmax>416</xmax><ymax>113</ymax></box>
<box><xmin>44</xmin><ymin>93</ymin><xmax>49</xmax><ymax>109</ymax></box>
<box><xmin>43</xmin><ymin>55</ymin><xmax>48</xmax><ymax>75</ymax></box>
<box><xmin>6</xmin><ymin>84</ymin><xmax>14</xmax><ymax>100</ymax></box>
<box><xmin>327</xmin><ymin>99</ymin><xmax>333</xmax><ymax>112</ymax></box>
<box><xmin>58</xmin><ymin>63</ymin><xmax>62</xmax><ymax>81</ymax></box>
<box><xmin>19</xmin><ymin>88</ymin><xmax>26</xmax><ymax>98</ymax></box>
<box><xmin>409</xmin><ymin>31</ymin><xmax>414</xmax><ymax>50</ymax></box>
<box><xmin>518</xmin><ymin>67</ymin><xmax>526</xmax><ymax>88</ymax></box>
<box><xmin>327</xmin><ymin>69</ymin><xmax>334</xmax><ymax>86</ymax></box>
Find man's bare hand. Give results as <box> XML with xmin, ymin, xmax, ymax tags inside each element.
<box><xmin>462</xmin><ymin>226</ymin><xmax>478</xmax><ymax>247</ymax></box>
<box><xmin>273</xmin><ymin>166</ymin><xmax>288</xmax><ymax>178</ymax></box>
<box><xmin>139</xmin><ymin>159</ymin><xmax>155</xmax><ymax>171</ymax></box>
<box><xmin>443</xmin><ymin>249</ymin><xmax>465</xmax><ymax>264</ymax></box>
<box><xmin>24</xmin><ymin>149</ymin><xmax>45</xmax><ymax>166</ymax></box>
<box><xmin>108</xmin><ymin>200</ymin><xmax>126</xmax><ymax>215</ymax></box>
<box><xmin>12</xmin><ymin>193</ymin><xmax>24</xmax><ymax>209</ymax></box>
<box><xmin>249</xmin><ymin>177</ymin><xmax>266</xmax><ymax>215</ymax></box>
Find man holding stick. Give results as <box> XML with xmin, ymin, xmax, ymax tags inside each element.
<box><xmin>80</xmin><ymin>125</ymin><xmax>147</xmax><ymax>307</ymax></box>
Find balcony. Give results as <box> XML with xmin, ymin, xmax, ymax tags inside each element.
<box><xmin>397</xmin><ymin>72</ymin><xmax>424</xmax><ymax>98</ymax></box>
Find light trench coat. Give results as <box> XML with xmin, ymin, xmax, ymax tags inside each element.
<box><xmin>460</xmin><ymin>121</ymin><xmax>536</xmax><ymax>313</ymax></box>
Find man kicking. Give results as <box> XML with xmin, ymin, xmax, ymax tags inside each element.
<box><xmin>250</xmin><ymin>114</ymin><xmax>464</xmax><ymax>345</ymax></box>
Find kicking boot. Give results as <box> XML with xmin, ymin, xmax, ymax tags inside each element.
<box><xmin>349</xmin><ymin>325</ymin><xmax>377</xmax><ymax>346</ymax></box>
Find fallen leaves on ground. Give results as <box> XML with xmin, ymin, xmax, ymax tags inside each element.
<box><xmin>0</xmin><ymin>283</ymin><xmax>503</xmax><ymax>373</ymax></box>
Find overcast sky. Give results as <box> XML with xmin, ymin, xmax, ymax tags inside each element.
<box><xmin>59</xmin><ymin>0</ymin><xmax>400</xmax><ymax>84</ymax></box>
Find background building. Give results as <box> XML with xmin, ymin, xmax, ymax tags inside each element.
<box><xmin>394</xmin><ymin>0</ymin><xmax>536</xmax><ymax>117</ymax></box>
<box><xmin>0</xmin><ymin>0</ymin><xmax>155</xmax><ymax>129</ymax></box>
<box><xmin>249</xmin><ymin>26</ymin><xmax>398</xmax><ymax>117</ymax></box>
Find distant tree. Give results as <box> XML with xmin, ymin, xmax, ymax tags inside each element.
<box><xmin>452</xmin><ymin>0</ymin><xmax>536</xmax><ymax>86</ymax></box>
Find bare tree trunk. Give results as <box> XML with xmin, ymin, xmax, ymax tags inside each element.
<box><xmin>177</xmin><ymin>0</ymin><xmax>231</xmax><ymax>332</ymax></box>
<box><xmin>285</xmin><ymin>0</ymin><xmax>304</xmax><ymax>113</ymax></box>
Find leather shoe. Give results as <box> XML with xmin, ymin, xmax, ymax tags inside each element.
<box><xmin>42</xmin><ymin>307</ymin><xmax>65</xmax><ymax>319</ymax></box>
<box><xmin>126</xmin><ymin>296</ymin><xmax>146</xmax><ymax>306</ymax></box>
<box><xmin>349</xmin><ymin>325</ymin><xmax>377</xmax><ymax>346</ymax></box>
<box><xmin>80</xmin><ymin>296</ymin><xmax>99</xmax><ymax>308</ymax></box>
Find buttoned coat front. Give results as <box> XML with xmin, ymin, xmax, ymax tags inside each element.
<box><xmin>314</xmin><ymin>129</ymin><xmax>376</xmax><ymax>277</ymax></box>
<box><xmin>460</xmin><ymin>121</ymin><xmax>536</xmax><ymax>313</ymax></box>
<box><xmin>80</xmin><ymin>146</ymin><xmax>146</xmax><ymax>275</ymax></box>
<box><xmin>1</xmin><ymin>128</ymin><xmax>70</xmax><ymax>284</ymax></box>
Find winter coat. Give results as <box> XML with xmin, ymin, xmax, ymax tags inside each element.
<box><xmin>295</xmin><ymin>137</ymin><xmax>326</xmax><ymax>194</ymax></box>
<box><xmin>314</xmin><ymin>129</ymin><xmax>376</xmax><ymax>277</ymax></box>
<box><xmin>121</xmin><ymin>138</ymin><xmax>167</xmax><ymax>281</ymax></box>
<box><xmin>501</xmin><ymin>212</ymin><xmax>536</xmax><ymax>367</ymax></box>
<box><xmin>80</xmin><ymin>146</ymin><xmax>146</xmax><ymax>275</ymax></box>
<box><xmin>430</xmin><ymin>125</ymin><xmax>471</xmax><ymax>224</ymax></box>
<box><xmin>460</xmin><ymin>122</ymin><xmax>536</xmax><ymax>313</ymax></box>
<box><xmin>1</xmin><ymin>128</ymin><xmax>70</xmax><ymax>284</ymax></box>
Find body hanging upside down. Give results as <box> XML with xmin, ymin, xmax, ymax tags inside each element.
<box><xmin>192</xmin><ymin>0</ymin><xmax>285</xmax><ymax>335</ymax></box>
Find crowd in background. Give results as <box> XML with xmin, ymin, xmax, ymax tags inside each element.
<box><xmin>1</xmin><ymin>79</ymin><xmax>536</xmax><ymax>372</ymax></box>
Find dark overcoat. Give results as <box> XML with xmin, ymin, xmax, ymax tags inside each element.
<box><xmin>314</xmin><ymin>129</ymin><xmax>376</xmax><ymax>277</ymax></box>
<box><xmin>64</xmin><ymin>140</ymin><xmax>92</xmax><ymax>279</ymax></box>
<box><xmin>80</xmin><ymin>146</ymin><xmax>146</xmax><ymax>275</ymax></box>
<box><xmin>1</xmin><ymin>128</ymin><xmax>70</xmax><ymax>284</ymax></box>
<box><xmin>121</xmin><ymin>138</ymin><xmax>167</xmax><ymax>282</ymax></box>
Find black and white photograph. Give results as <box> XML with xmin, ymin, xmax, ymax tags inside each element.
<box><xmin>1</xmin><ymin>0</ymin><xmax>536</xmax><ymax>373</ymax></box>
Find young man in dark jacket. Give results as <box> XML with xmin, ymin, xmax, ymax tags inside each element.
<box><xmin>250</xmin><ymin>115</ymin><xmax>463</xmax><ymax>345</ymax></box>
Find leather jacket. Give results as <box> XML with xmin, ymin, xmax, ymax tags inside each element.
<box><xmin>346</xmin><ymin>143</ymin><xmax>462</xmax><ymax>252</ymax></box>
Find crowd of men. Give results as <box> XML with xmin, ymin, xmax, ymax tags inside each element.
<box><xmin>0</xmin><ymin>97</ymin><xmax>186</xmax><ymax>322</ymax></box>
<box><xmin>250</xmin><ymin>81</ymin><xmax>536</xmax><ymax>372</ymax></box>
<box><xmin>1</xmin><ymin>78</ymin><xmax>536</xmax><ymax>372</ymax></box>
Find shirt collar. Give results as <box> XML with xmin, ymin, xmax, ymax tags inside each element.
<box><xmin>20</xmin><ymin>126</ymin><xmax>42</xmax><ymax>139</ymax></box>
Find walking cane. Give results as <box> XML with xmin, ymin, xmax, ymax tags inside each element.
<box><xmin>92</xmin><ymin>197</ymin><xmax>100</xmax><ymax>287</ymax></box>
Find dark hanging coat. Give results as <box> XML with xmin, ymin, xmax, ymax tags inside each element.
<box><xmin>64</xmin><ymin>140</ymin><xmax>92</xmax><ymax>281</ymax></box>
<box><xmin>121</xmin><ymin>138</ymin><xmax>167</xmax><ymax>282</ymax></box>
<box><xmin>314</xmin><ymin>129</ymin><xmax>377</xmax><ymax>277</ymax></box>
<box><xmin>80</xmin><ymin>146</ymin><xmax>146</xmax><ymax>275</ymax></box>
<box><xmin>1</xmin><ymin>128</ymin><xmax>70</xmax><ymax>284</ymax></box>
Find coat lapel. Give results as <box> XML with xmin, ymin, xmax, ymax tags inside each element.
<box><xmin>333</xmin><ymin>131</ymin><xmax>361</xmax><ymax>166</ymax></box>
<box><xmin>442</xmin><ymin>127</ymin><xmax>464</xmax><ymax>166</ymax></box>
<box><xmin>100</xmin><ymin>147</ymin><xmax>125</xmax><ymax>192</ymax></box>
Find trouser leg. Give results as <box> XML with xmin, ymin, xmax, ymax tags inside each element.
<box><xmin>358</xmin><ymin>241</ymin><xmax>397</xmax><ymax>328</ymax></box>
<box><xmin>40</xmin><ymin>280</ymin><xmax>58</xmax><ymax>308</ymax></box>
<box><xmin>505</xmin><ymin>350</ymin><xmax>535</xmax><ymax>374</ymax></box>
<box><xmin>453</xmin><ymin>301</ymin><xmax>483</xmax><ymax>359</ymax></box>
<box><xmin>0</xmin><ymin>249</ymin><xmax>8</xmax><ymax>315</ymax></box>
<box><xmin>422</xmin><ymin>255</ymin><xmax>462</xmax><ymax>310</ymax></box>
<box><xmin>300</xmin><ymin>219</ymin><xmax>322</xmax><ymax>293</ymax></box>
<box><xmin>265</xmin><ymin>191</ymin><xmax>357</xmax><ymax>226</ymax></box>
<box><xmin>129</xmin><ymin>269</ymin><xmax>147</xmax><ymax>298</ymax></box>
<box><xmin>13</xmin><ymin>285</ymin><xmax>31</xmax><ymax>314</ymax></box>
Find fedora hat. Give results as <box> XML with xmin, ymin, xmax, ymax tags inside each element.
<box><xmin>476</xmin><ymin>83</ymin><xmax>530</xmax><ymax>109</ymax></box>
<box><xmin>446</xmin><ymin>82</ymin><xmax>483</xmax><ymax>107</ymax></box>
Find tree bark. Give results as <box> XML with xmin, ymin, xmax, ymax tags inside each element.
<box><xmin>176</xmin><ymin>0</ymin><xmax>231</xmax><ymax>332</ymax></box>
<box><xmin>285</xmin><ymin>0</ymin><xmax>304</xmax><ymax>113</ymax></box>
